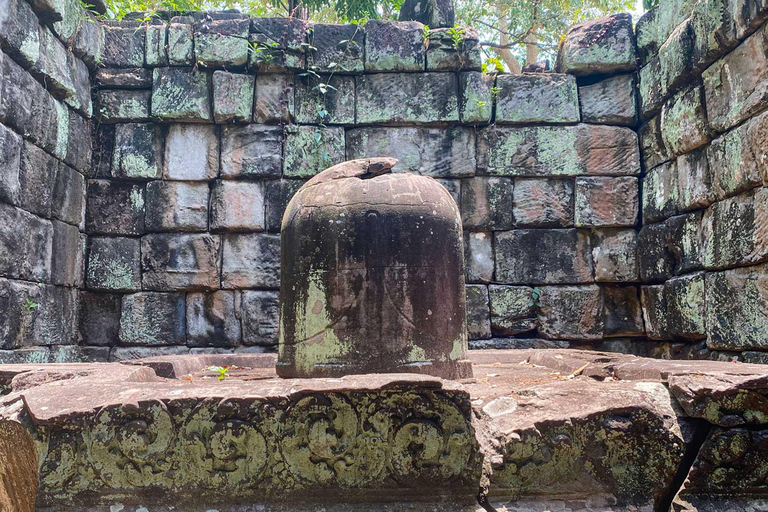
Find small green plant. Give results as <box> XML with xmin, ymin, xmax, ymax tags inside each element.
<box><xmin>24</xmin><ymin>299</ymin><xmax>39</xmax><ymax>313</ymax></box>
<box><xmin>527</xmin><ymin>287</ymin><xmax>542</xmax><ymax>308</ymax></box>
<box><xmin>475</xmin><ymin>99</ymin><xmax>487</xmax><ymax>109</ymax></box>
<box><xmin>421</xmin><ymin>25</ymin><xmax>430</xmax><ymax>44</ymax></box>
<box><xmin>209</xmin><ymin>366</ymin><xmax>229</xmax><ymax>381</ymax></box>
<box><xmin>482</xmin><ymin>57</ymin><xmax>505</xmax><ymax>74</ymax></box>
<box><xmin>490</xmin><ymin>86</ymin><xmax>501</xmax><ymax>99</ymax></box>
<box><xmin>448</xmin><ymin>26</ymin><xmax>465</xmax><ymax>50</ymax></box>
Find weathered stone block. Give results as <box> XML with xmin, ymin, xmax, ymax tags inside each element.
<box><xmin>240</xmin><ymin>290</ymin><xmax>279</xmax><ymax>346</ymax></box>
<box><xmin>426</xmin><ymin>27</ymin><xmax>481</xmax><ymax>71</ymax></box>
<box><xmin>141</xmin><ymin>234</ymin><xmax>220</xmax><ymax>291</ymax></box>
<box><xmin>210</xmin><ymin>180</ymin><xmax>266</xmax><ymax>231</ymax></box>
<box><xmin>112</xmin><ymin>123</ymin><xmax>163</xmax><ymax>180</ymax></box>
<box><xmin>249</xmin><ymin>17</ymin><xmax>307</xmax><ymax>72</ymax></box>
<box><xmin>488</xmin><ymin>284</ymin><xmax>536</xmax><ymax>336</ymax></box>
<box><xmin>464</xmin><ymin>231</ymin><xmax>493</xmax><ymax>283</ymax></box>
<box><xmin>637</xmin><ymin>222</ymin><xmax>675</xmax><ymax>283</ymax></box>
<box><xmin>399</xmin><ymin>0</ymin><xmax>454</xmax><ymax>28</ymax></box>
<box><xmin>102</xmin><ymin>23</ymin><xmax>145</xmax><ymax>67</ymax></box>
<box><xmin>701</xmin><ymin>188</ymin><xmax>768</xmax><ymax>269</ymax></box>
<box><xmin>512</xmin><ymin>178</ymin><xmax>573</xmax><ymax>227</ymax></box>
<box><xmin>265</xmin><ymin>179</ymin><xmax>305</xmax><ymax>232</ymax></box>
<box><xmin>495</xmin><ymin>229</ymin><xmax>593</xmax><ymax>284</ymax></box>
<box><xmin>295</xmin><ymin>74</ymin><xmax>355</xmax><ymax>124</ymax></box>
<box><xmin>466</xmin><ymin>284</ymin><xmax>491</xmax><ymax>340</ymax></box>
<box><xmin>460</xmin><ymin>177</ymin><xmax>513</xmax><ymax>230</ymax></box>
<box><xmin>168</xmin><ymin>18</ymin><xmax>194</xmax><ymax>66</ymax></box>
<box><xmin>145</xmin><ymin>181</ymin><xmax>209</xmax><ymax>232</ymax></box>
<box><xmin>638</xmin><ymin>57</ymin><xmax>665</xmax><ymax>119</ymax></box>
<box><xmin>30</xmin><ymin>284</ymin><xmax>78</xmax><ymax>346</ymax></box>
<box><xmin>0</xmin><ymin>54</ymin><xmax>53</xmax><ymax>146</ymax></box>
<box><xmin>212</xmin><ymin>71</ymin><xmax>254</xmax><ymax>124</ymax></box>
<box><xmin>186</xmin><ymin>291</ymin><xmax>241</xmax><ymax>347</ymax></box>
<box><xmin>642</xmin><ymin>161</ymin><xmax>680</xmax><ymax>223</ymax></box>
<box><xmin>558</xmin><ymin>13</ymin><xmax>636</xmax><ymax>76</ymax></box>
<box><xmin>119</xmin><ymin>292</ymin><xmax>186</xmax><ymax>346</ymax></box>
<box><xmin>703</xmin><ymin>22</ymin><xmax>768</xmax><ymax>132</ymax></box>
<box><xmin>18</xmin><ymin>140</ymin><xmax>57</xmax><ymax>218</ymax></box>
<box><xmin>676</xmin><ymin>147</ymin><xmax>714</xmax><ymax>211</ymax></box>
<box><xmin>436</xmin><ymin>178</ymin><xmax>460</xmax><ymax>205</ymax></box>
<box><xmin>72</xmin><ymin>12</ymin><xmax>104</xmax><ymax>70</ymax></box>
<box><xmin>575</xmin><ymin>177</ymin><xmax>638</xmax><ymax>227</ymax></box>
<box><xmin>308</xmin><ymin>23</ymin><xmax>365</xmax><ymax>73</ymax></box>
<box><xmin>194</xmin><ymin>18</ymin><xmax>249</xmax><ymax>69</ymax></box>
<box><xmin>145</xmin><ymin>23</ymin><xmax>168</xmax><ymax>66</ymax></box>
<box><xmin>690</xmin><ymin>0</ymin><xmax>739</xmax><ymax>75</ymax></box>
<box><xmin>85</xmin><ymin>180</ymin><xmax>145</xmax><ymax>236</ymax></box>
<box><xmin>151</xmin><ymin>67</ymin><xmax>213</xmax><ymax>122</ymax></box>
<box><xmin>639</xmin><ymin>116</ymin><xmax>670</xmax><ymax>171</ymax></box>
<box><xmin>706</xmin><ymin>263</ymin><xmax>768</xmax><ymax>350</ymax></box>
<box><xmin>666</xmin><ymin>272</ymin><xmax>706</xmax><ymax>339</ymax></box>
<box><xmin>221</xmin><ymin>124</ymin><xmax>283</xmax><ymax>179</ymax></box>
<box><xmin>496</xmin><ymin>74</ymin><xmax>579</xmax><ymax>124</ymax></box>
<box><xmin>96</xmin><ymin>90</ymin><xmax>151</xmax><ymax>123</ymax></box>
<box><xmin>51</xmin><ymin>220</ymin><xmax>83</xmax><ymax>287</ymax></box>
<box><xmin>579</xmin><ymin>74</ymin><xmax>637</xmax><ymax>126</ymax></box>
<box><xmin>657</xmin><ymin>19</ymin><xmax>696</xmax><ymax>103</ymax></box>
<box><xmin>0</xmin><ymin>279</ymin><xmax>39</xmax><ymax>349</ymax></box>
<box><xmin>458</xmin><ymin>71</ymin><xmax>493</xmax><ymax>124</ymax></box>
<box><xmin>110</xmin><ymin>346</ymin><xmax>189</xmax><ymax>360</ymax></box>
<box><xmin>64</xmin><ymin>112</ymin><xmax>92</xmax><ymax>175</ymax></box>
<box><xmin>356</xmin><ymin>72</ymin><xmax>459</xmax><ymax>124</ymax></box>
<box><xmin>0</xmin><ymin>0</ymin><xmax>41</xmax><ymax>68</ymax></box>
<box><xmin>364</xmin><ymin>20</ymin><xmax>425</xmax><ymax>72</ymax></box>
<box><xmin>221</xmin><ymin>233</ymin><xmax>280</xmax><ymax>289</ymax></box>
<box><xmin>538</xmin><ymin>285</ymin><xmax>604</xmax><ymax>340</ymax></box>
<box><xmin>86</xmin><ymin>236</ymin><xmax>141</xmax><ymax>292</ymax></box>
<box><xmin>0</xmin><ymin>123</ymin><xmax>21</xmax><ymax>206</ymax></box>
<box><xmin>591</xmin><ymin>228</ymin><xmax>638</xmax><ymax>282</ymax></box>
<box><xmin>660</xmin><ymin>86</ymin><xmax>711</xmax><ymax>157</ymax></box>
<box><xmin>478</xmin><ymin>124</ymin><xmax>640</xmax><ymax>177</ymax></box>
<box><xmin>283</xmin><ymin>125</ymin><xmax>346</xmax><ymax>178</ymax></box>
<box><xmin>667</xmin><ymin>211</ymin><xmax>703</xmax><ymax>275</ymax></box>
<box><xmin>164</xmin><ymin>124</ymin><xmax>219</xmax><ymax>181</ymax></box>
<box><xmin>253</xmin><ymin>73</ymin><xmax>294</xmax><ymax>124</ymax></box>
<box><xmin>707</xmin><ymin>121</ymin><xmax>764</xmax><ymax>202</ymax></box>
<box><xmin>603</xmin><ymin>285</ymin><xmax>644</xmax><ymax>336</ymax></box>
<box><xmin>0</xmin><ymin>203</ymin><xmax>52</xmax><ymax>282</ymax></box>
<box><xmin>346</xmin><ymin>126</ymin><xmax>476</xmax><ymax>177</ymax></box>
<box><xmin>79</xmin><ymin>291</ymin><xmax>121</xmax><ymax>346</ymax></box>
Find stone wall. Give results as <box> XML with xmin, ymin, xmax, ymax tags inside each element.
<box><xmin>636</xmin><ymin>0</ymin><xmax>768</xmax><ymax>363</ymax></box>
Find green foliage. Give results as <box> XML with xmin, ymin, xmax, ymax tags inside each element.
<box><xmin>527</xmin><ymin>287</ymin><xmax>542</xmax><ymax>308</ymax></box>
<box><xmin>208</xmin><ymin>366</ymin><xmax>229</xmax><ymax>380</ymax></box>
<box><xmin>24</xmin><ymin>299</ymin><xmax>39</xmax><ymax>313</ymax></box>
<box><xmin>482</xmin><ymin>56</ymin><xmax>505</xmax><ymax>73</ymax></box>
<box><xmin>448</xmin><ymin>26</ymin><xmax>465</xmax><ymax>50</ymax></box>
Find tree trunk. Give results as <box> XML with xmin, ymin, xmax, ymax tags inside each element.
<box><xmin>525</xmin><ymin>28</ymin><xmax>540</xmax><ymax>65</ymax></box>
<box><xmin>494</xmin><ymin>6</ymin><xmax>521</xmax><ymax>73</ymax></box>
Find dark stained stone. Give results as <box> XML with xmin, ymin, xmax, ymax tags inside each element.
<box><xmin>221</xmin><ymin>124</ymin><xmax>283</xmax><ymax>179</ymax></box>
<box><xmin>265</xmin><ymin>179</ymin><xmax>305</xmax><ymax>232</ymax></box>
<box><xmin>18</xmin><ymin>141</ymin><xmax>57</xmax><ymax>218</ymax></box>
<box><xmin>112</xmin><ymin>123</ymin><xmax>163</xmax><ymax>180</ymax></box>
<box><xmin>466</xmin><ymin>284</ymin><xmax>491</xmax><ymax>340</ymax></box>
<box><xmin>591</xmin><ymin>228</ymin><xmax>638</xmax><ymax>282</ymax></box>
<box><xmin>119</xmin><ymin>292</ymin><xmax>186</xmax><ymax>346</ymax></box>
<box><xmin>85</xmin><ymin>180</ymin><xmax>145</xmax><ymax>236</ymax></box>
<box><xmin>356</xmin><ymin>72</ymin><xmax>459</xmax><ymax>124</ymax></box>
<box><xmin>512</xmin><ymin>178</ymin><xmax>574</xmax><ymax>228</ymax></box>
<box><xmin>295</xmin><ymin>74</ymin><xmax>355</xmax><ymax>125</ymax></box>
<box><xmin>639</xmin><ymin>115</ymin><xmax>670</xmax><ymax>171</ymax></box>
<box><xmin>399</xmin><ymin>0</ymin><xmax>454</xmax><ymax>27</ymax></box>
<box><xmin>495</xmin><ymin>74</ymin><xmax>579</xmax><ymax>124</ymax></box>
<box><xmin>222</xmin><ymin>233</ymin><xmax>281</xmax><ymax>290</ymax></box>
<box><xmin>602</xmin><ymin>285</ymin><xmax>644</xmax><ymax>337</ymax></box>
<box><xmin>308</xmin><ymin>23</ymin><xmax>365</xmax><ymax>73</ymax></box>
<box><xmin>0</xmin><ymin>123</ymin><xmax>21</xmax><ymax>206</ymax></box>
<box><xmin>145</xmin><ymin>181</ymin><xmax>209</xmax><ymax>232</ymax></box>
<box><xmin>364</xmin><ymin>20</ymin><xmax>426</xmax><ymax>72</ymax></box>
<box><xmin>249</xmin><ymin>17</ymin><xmax>307</xmax><ymax>72</ymax></box>
<box><xmin>253</xmin><ymin>73</ymin><xmax>294</xmax><ymax>124</ymax></box>
<box><xmin>151</xmin><ymin>67</ymin><xmax>213</xmax><ymax>122</ymax></box>
<box><xmin>212</xmin><ymin>71</ymin><xmax>254</xmax><ymax>124</ymax></box>
<box><xmin>86</xmin><ymin>236</ymin><xmax>141</xmax><ymax>292</ymax></box>
<box><xmin>706</xmin><ymin>264</ymin><xmax>768</xmax><ymax>351</ymax></box>
<box><xmin>96</xmin><ymin>89</ymin><xmax>151</xmax><ymax>123</ymax></box>
<box><xmin>488</xmin><ymin>284</ymin><xmax>536</xmax><ymax>336</ymax></box>
<box><xmin>141</xmin><ymin>234</ymin><xmax>221</xmax><ymax>291</ymax></box>
<box><xmin>0</xmin><ymin>203</ymin><xmax>52</xmax><ymax>282</ymax></box>
<box><xmin>426</xmin><ymin>27</ymin><xmax>481</xmax><ymax>71</ymax></box>
<box><xmin>64</xmin><ymin>112</ymin><xmax>92</xmax><ymax>175</ymax></box>
<box><xmin>240</xmin><ymin>290</ymin><xmax>279</xmax><ymax>346</ymax></box>
<box><xmin>186</xmin><ymin>291</ymin><xmax>241</xmax><ymax>347</ymax></box>
<box><xmin>537</xmin><ymin>285</ymin><xmax>604</xmax><ymax>340</ymax></box>
<box><xmin>558</xmin><ymin>13</ymin><xmax>636</xmax><ymax>76</ymax></box>
<box><xmin>460</xmin><ymin>177</ymin><xmax>513</xmax><ymax>230</ymax></box>
<box><xmin>579</xmin><ymin>73</ymin><xmax>638</xmax><ymax>126</ymax></box>
<box><xmin>51</xmin><ymin>220</ymin><xmax>84</xmax><ymax>287</ymax></box>
<box><xmin>102</xmin><ymin>23</ymin><xmax>146</xmax><ymax>67</ymax></box>
<box><xmin>0</xmin><ymin>0</ymin><xmax>41</xmax><ymax>69</ymax></box>
<box><xmin>79</xmin><ymin>291</ymin><xmax>122</xmax><ymax>346</ymax></box>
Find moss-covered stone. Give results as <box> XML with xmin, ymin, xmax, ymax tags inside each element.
<box><xmin>168</xmin><ymin>17</ymin><xmax>194</xmax><ymax>66</ymax></box>
<box><xmin>426</xmin><ymin>26</ymin><xmax>481</xmax><ymax>71</ymax></box>
<box><xmin>112</xmin><ymin>123</ymin><xmax>163</xmax><ymax>180</ymax></box>
<box><xmin>96</xmin><ymin>89</ymin><xmax>151</xmax><ymax>123</ymax></box>
<box><xmin>495</xmin><ymin>73</ymin><xmax>579</xmax><ymax>124</ymax></box>
<box><xmin>86</xmin><ymin>236</ymin><xmax>141</xmax><ymax>292</ymax></box>
<box><xmin>102</xmin><ymin>22</ymin><xmax>145</xmax><ymax>67</ymax></box>
<box><xmin>151</xmin><ymin>67</ymin><xmax>213</xmax><ymax>122</ymax></box>
<box><xmin>212</xmin><ymin>70</ymin><xmax>255</xmax><ymax>124</ymax></box>
<box><xmin>308</xmin><ymin>23</ymin><xmax>365</xmax><ymax>73</ymax></box>
<box><xmin>558</xmin><ymin>13</ymin><xmax>636</xmax><ymax>76</ymax></box>
<box><xmin>85</xmin><ymin>180</ymin><xmax>145</xmax><ymax>236</ymax></box>
<box><xmin>459</xmin><ymin>71</ymin><xmax>493</xmax><ymax>124</ymax></box>
<box><xmin>295</xmin><ymin>74</ymin><xmax>355</xmax><ymax>124</ymax></box>
<box><xmin>249</xmin><ymin>17</ymin><xmax>307</xmax><ymax>72</ymax></box>
<box><xmin>460</xmin><ymin>176</ymin><xmax>513</xmax><ymax>230</ymax></box>
<box><xmin>119</xmin><ymin>292</ymin><xmax>186</xmax><ymax>345</ymax></box>
<box><xmin>660</xmin><ymin>85</ymin><xmax>711</xmax><ymax>156</ymax></box>
<box><xmin>364</xmin><ymin>20</ymin><xmax>426</xmax><ymax>72</ymax></box>
<box><xmin>283</xmin><ymin>125</ymin><xmax>345</xmax><ymax>178</ymax></box>
<box><xmin>194</xmin><ymin>18</ymin><xmax>250</xmax><ymax>69</ymax></box>
<box><xmin>356</xmin><ymin>72</ymin><xmax>459</xmax><ymax>124</ymax></box>
<box><xmin>145</xmin><ymin>23</ymin><xmax>168</xmax><ymax>66</ymax></box>
<box><xmin>488</xmin><ymin>284</ymin><xmax>536</xmax><ymax>335</ymax></box>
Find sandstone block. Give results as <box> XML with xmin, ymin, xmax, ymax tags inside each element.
<box><xmin>221</xmin><ymin>124</ymin><xmax>283</xmax><ymax>179</ymax></box>
<box><xmin>660</xmin><ymin>86</ymin><xmax>711</xmax><ymax>156</ymax></box>
<box><xmin>459</xmin><ymin>71</ymin><xmax>493</xmax><ymax>124</ymax></box>
<box><xmin>436</xmin><ymin>178</ymin><xmax>461</xmax><ymax>205</ymax></box>
<box><xmin>665</xmin><ymin>272</ymin><xmax>706</xmax><ymax>339</ymax></box>
<box><xmin>51</xmin><ymin>220</ymin><xmax>84</xmax><ymax>287</ymax></box>
<box><xmin>637</xmin><ymin>222</ymin><xmax>675</xmax><ymax>283</ymax></box>
<box><xmin>346</xmin><ymin>126</ymin><xmax>476</xmax><ymax>177</ymax></box>
<box><xmin>109</xmin><ymin>346</ymin><xmax>189</xmax><ymax>360</ymax></box>
<box><xmin>112</xmin><ymin>123</ymin><xmax>163</xmax><ymax>180</ymax></box>
<box><xmin>356</xmin><ymin>72</ymin><xmax>459</xmax><ymax>124</ymax></box>
<box><xmin>295</xmin><ymin>74</ymin><xmax>355</xmax><ymax>124</ymax></box>
<box><xmin>145</xmin><ymin>181</ymin><xmax>209</xmax><ymax>232</ymax></box>
<box><xmin>79</xmin><ymin>291</ymin><xmax>121</xmax><ymax>346</ymax></box>
<box><xmin>18</xmin><ymin>140</ymin><xmax>57</xmax><ymax>218</ymax></box>
<box><xmin>96</xmin><ymin>90</ymin><xmax>151</xmax><ymax>123</ymax></box>
<box><xmin>638</xmin><ymin>57</ymin><xmax>665</xmax><ymax>119</ymax></box>
<box><xmin>538</xmin><ymin>285</ymin><xmax>604</xmax><ymax>340</ymax></box>
<box><xmin>478</xmin><ymin>124</ymin><xmax>640</xmax><ymax>177</ymax></box>
<box><xmin>399</xmin><ymin>0</ymin><xmax>454</xmax><ymax>27</ymax></box>
<box><xmin>0</xmin><ymin>203</ymin><xmax>52</xmax><ymax>282</ymax></box>
<box><xmin>240</xmin><ymin>290</ymin><xmax>279</xmax><ymax>346</ymax></box>
<box><xmin>86</xmin><ymin>236</ymin><xmax>140</xmax><ymax>291</ymax></box>
<box><xmin>168</xmin><ymin>18</ymin><xmax>194</xmax><ymax>65</ymax></box>
<box><xmin>466</xmin><ymin>284</ymin><xmax>491</xmax><ymax>340</ymax></box>
<box><xmin>85</xmin><ymin>180</ymin><xmax>145</xmax><ymax>236</ymax></box>
<box><xmin>464</xmin><ymin>231</ymin><xmax>493</xmax><ymax>283</ymax></box>
<box><xmin>0</xmin><ymin>0</ymin><xmax>41</xmax><ymax>68</ymax></box>
<box><xmin>638</xmin><ymin>116</ymin><xmax>670</xmax><ymax>171</ymax></box>
<box><xmin>496</xmin><ymin>74</ymin><xmax>579</xmax><ymax>124</ymax></box>
<box><xmin>0</xmin><ymin>123</ymin><xmax>21</xmax><ymax>206</ymax></box>
<box><xmin>578</xmin><ymin>73</ymin><xmax>637</xmax><ymax>126</ymax></box>
<box><xmin>283</xmin><ymin>125</ymin><xmax>346</xmax><ymax>178</ymax></box>
<box><xmin>33</xmin><ymin>284</ymin><xmax>79</xmax><ymax>346</ymax></box>
<box><xmin>186</xmin><ymin>291</ymin><xmax>241</xmax><ymax>347</ymax></box>
<box><xmin>364</xmin><ymin>20</ymin><xmax>425</xmax><ymax>71</ymax></box>
<box><xmin>164</xmin><ymin>124</ymin><xmax>220</xmax><ymax>181</ymax></box>
<box><xmin>591</xmin><ymin>228</ymin><xmax>638</xmax><ymax>282</ymax></box>
<box><xmin>0</xmin><ymin>279</ymin><xmax>41</xmax><ymax>349</ymax></box>
<box><xmin>575</xmin><ymin>177</ymin><xmax>638</xmax><ymax>227</ymax></box>
<box><xmin>102</xmin><ymin>23</ymin><xmax>145</xmax><ymax>67</ymax></box>
<box><xmin>31</xmin><ymin>26</ymin><xmax>74</xmax><ymax>102</ymax></box>
<box><xmin>667</xmin><ymin>211</ymin><xmax>703</xmax><ymax>274</ymax></box>
<box><xmin>212</xmin><ymin>71</ymin><xmax>254</xmax><ymax>124</ymax></box>
<box><xmin>141</xmin><ymin>234</ymin><xmax>220</xmax><ymax>291</ymax></box>
<box><xmin>248</xmin><ymin>18</ymin><xmax>306</xmax><ymax>72</ymax></box>
<box><xmin>512</xmin><ymin>178</ymin><xmax>573</xmax><ymax>227</ymax></box>
<box><xmin>308</xmin><ymin>23</ymin><xmax>365</xmax><ymax>73</ymax></box>
<box><xmin>119</xmin><ymin>292</ymin><xmax>186</xmax><ymax>346</ymax></box>
<box><xmin>426</xmin><ymin>27</ymin><xmax>481</xmax><ymax>71</ymax></box>
<box><xmin>253</xmin><ymin>73</ymin><xmax>294</xmax><ymax>124</ymax></box>
<box><xmin>494</xmin><ymin>229</ymin><xmax>593</xmax><ymax>284</ymax></box>
<box><xmin>642</xmin><ymin>161</ymin><xmax>680</xmax><ymax>223</ymax></box>
<box><xmin>488</xmin><ymin>284</ymin><xmax>536</xmax><ymax>336</ymax></box>
<box><xmin>603</xmin><ymin>285</ymin><xmax>644</xmax><ymax>336</ymax></box>
<box><xmin>151</xmin><ymin>67</ymin><xmax>212</xmax><ymax>122</ymax></box>
<box><xmin>210</xmin><ymin>180</ymin><xmax>266</xmax><ymax>231</ymax></box>
<box><xmin>194</xmin><ymin>18</ymin><xmax>249</xmax><ymax>69</ymax></box>
<box><xmin>701</xmin><ymin>188</ymin><xmax>768</xmax><ymax>269</ymax></box>
<box><xmin>558</xmin><ymin>13</ymin><xmax>636</xmax><ymax>76</ymax></box>
<box><xmin>707</xmin><ymin>120</ymin><xmax>764</xmax><ymax>202</ymax></box>
<box><xmin>460</xmin><ymin>177</ymin><xmax>513</xmax><ymax>230</ymax></box>
<box><xmin>221</xmin><ymin>233</ymin><xmax>280</xmax><ymax>289</ymax></box>
<box><xmin>64</xmin><ymin>111</ymin><xmax>92</xmax><ymax>175</ymax></box>
<box><xmin>706</xmin><ymin>264</ymin><xmax>768</xmax><ymax>350</ymax></box>
<box><xmin>657</xmin><ymin>20</ymin><xmax>696</xmax><ymax>104</ymax></box>
<box><xmin>676</xmin><ymin>148</ymin><xmax>715</xmax><ymax>211</ymax></box>
<box><xmin>145</xmin><ymin>23</ymin><xmax>168</xmax><ymax>67</ymax></box>
<box><xmin>0</xmin><ymin>54</ymin><xmax>53</xmax><ymax>145</ymax></box>
<box><xmin>265</xmin><ymin>179</ymin><xmax>305</xmax><ymax>232</ymax></box>
<box><xmin>72</xmin><ymin>12</ymin><xmax>104</xmax><ymax>69</ymax></box>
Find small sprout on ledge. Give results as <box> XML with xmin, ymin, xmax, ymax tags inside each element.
<box><xmin>449</xmin><ymin>26</ymin><xmax>465</xmax><ymax>50</ymax></box>
<box><xmin>208</xmin><ymin>366</ymin><xmax>229</xmax><ymax>381</ymax></box>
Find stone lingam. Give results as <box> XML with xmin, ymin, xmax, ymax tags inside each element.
<box><xmin>277</xmin><ymin>158</ymin><xmax>473</xmax><ymax>379</ymax></box>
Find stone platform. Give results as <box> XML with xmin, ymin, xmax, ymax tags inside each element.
<box><xmin>1</xmin><ymin>350</ymin><xmax>767</xmax><ymax>512</ymax></box>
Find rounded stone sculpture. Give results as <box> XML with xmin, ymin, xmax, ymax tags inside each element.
<box><xmin>277</xmin><ymin>158</ymin><xmax>472</xmax><ymax>379</ymax></box>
